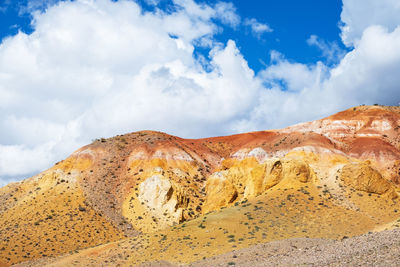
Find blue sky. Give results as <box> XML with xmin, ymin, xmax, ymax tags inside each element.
<box><xmin>217</xmin><ymin>0</ymin><xmax>346</xmax><ymax>69</ymax></box>
<box><xmin>1</xmin><ymin>0</ymin><xmax>346</xmax><ymax>71</ymax></box>
<box><xmin>0</xmin><ymin>0</ymin><xmax>400</xmax><ymax>185</ymax></box>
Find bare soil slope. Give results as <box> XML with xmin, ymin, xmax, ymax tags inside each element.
<box><xmin>1</xmin><ymin>105</ymin><xmax>400</xmax><ymax>266</ymax></box>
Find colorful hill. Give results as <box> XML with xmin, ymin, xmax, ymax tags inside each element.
<box><xmin>1</xmin><ymin>105</ymin><xmax>400</xmax><ymax>266</ymax></box>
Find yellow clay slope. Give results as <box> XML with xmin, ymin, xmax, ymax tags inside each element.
<box><xmin>28</xmin><ymin>178</ymin><xmax>400</xmax><ymax>266</ymax></box>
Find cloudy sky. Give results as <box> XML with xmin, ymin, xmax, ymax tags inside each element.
<box><xmin>1</xmin><ymin>0</ymin><xmax>400</xmax><ymax>186</ymax></box>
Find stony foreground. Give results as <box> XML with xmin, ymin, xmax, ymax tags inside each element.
<box><xmin>191</xmin><ymin>228</ymin><xmax>400</xmax><ymax>267</ymax></box>
<box><xmin>138</xmin><ymin>228</ymin><xmax>400</xmax><ymax>267</ymax></box>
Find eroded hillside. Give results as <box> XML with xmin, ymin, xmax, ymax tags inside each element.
<box><xmin>1</xmin><ymin>105</ymin><xmax>400</xmax><ymax>266</ymax></box>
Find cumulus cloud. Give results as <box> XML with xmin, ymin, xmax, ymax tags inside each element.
<box><xmin>254</xmin><ymin>21</ymin><xmax>400</xmax><ymax>129</ymax></box>
<box><xmin>325</xmin><ymin>25</ymin><xmax>400</xmax><ymax>106</ymax></box>
<box><xmin>244</xmin><ymin>18</ymin><xmax>273</xmax><ymax>38</ymax></box>
<box><xmin>260</xmin><ymin>51</ymin><xmax>328</xmax><ymax>92</ymax></box>
<box><xmin>340</xmin><ymin>0</ymin><xmax>400</xmax><ymax>47</ymax></box>
<box><xmin>0</xmin><ymin>0</ymin><xmax>253</xmax><ymax>184</ymax></box>
<box><xmin>1</xmin><ymin>0</ymin><xmax>400</xmax><ymax>186</ymax></box>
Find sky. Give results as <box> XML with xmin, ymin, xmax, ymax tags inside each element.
<box><xmin>0</xmin><ymin>0</ymin><xmax>400</xmax><ymax>186</ymax></box>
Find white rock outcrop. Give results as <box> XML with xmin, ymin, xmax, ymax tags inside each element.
<box><xmin>138</xmin><ymin>175</ymin><xmax>188</xmax><ymax>226</ymax></box>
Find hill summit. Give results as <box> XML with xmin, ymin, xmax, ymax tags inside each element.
<box><xmin>1</xmin><ymin>105</ymin><xmax>400</xmax><ymax>266</ymax></box>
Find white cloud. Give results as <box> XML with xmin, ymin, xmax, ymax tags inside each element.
<box><xmin>325</xmin><ymin>25</ymin><xmax>400</xmax><ymax>106</ymax></box>
<box><xmin>253</xmin><ymin>23</ymin><xmax>400</xmax><ymax>129</ymax></box>
<box><xmin>18</xmin><ymin>0</ymin><xmax>62</xmax><ymax>14</ymax></box>
<box><xmin>244</xmin><ymin>18</ymin><xmax>273</xmax><ymax>38</ymax></box>
<box><xmin>260</xmin><ymin>51</ymin><xmax>327</xmax><ymax>92</ymax></box>
<box><xmin>1</xmin><ymin>0</ymin><xmax>400</xmax><ymax>186</ymax></box>
<box><xmin>144</xmin><ymin>0</ymin><xmax>160</xmax><ymax>6</ymax></box>
<box><xmin>307</xmin><ymin>35</ymin><xmax>345</xmax><ymax>64</ymax></box>
<box><xmin>0</xmin><ymin>143</ymin><xmax>55</xmax><ymax>181</ymax></box>
<box><xmin>0</xmin><ymin>0</ymin><xmax>255</xmax><ymax>183</ymax></box>
<box><xmin>170</xmin><ymin>0</ymin><xmax>240</xmax><ymax>33</ymax></box>
<box><xmin>0</xmin><ymin>0</ymin><xmax>12</xmax><ymax>13</ymax></box>
<box><xmin>340</xmin><ymin>0</ymin><xmax>400</xmax><ymax>47</ymax></box>
<box><xmin>214</xmin><ymin>2</ymin><xmax>240</xmax><ymax>28</ymax></box>
<box><xmin>254</xmin><ymin>0</ymin><xmax>400</xmax><ymax>127</ymax></box>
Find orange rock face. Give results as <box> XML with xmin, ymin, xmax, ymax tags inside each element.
<box><xmin>340</xmin><ymin>162</ymin><xmax>397</xmax><ymax>198</ymax></box>
<box><xmin>1</xmin><ymin>105</ymin><xmax>400</xmax><ymax>266</ymax></box>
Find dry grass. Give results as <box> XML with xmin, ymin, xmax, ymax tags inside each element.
<box><xmin>27</xmin><ymin>179</ymin><xmax>400</xmax><ymax>266</ymax></box>
<box><xmin>0</xmin><ymin>171</ymin><xmax>124</xmax><ymax>266</ymax></box>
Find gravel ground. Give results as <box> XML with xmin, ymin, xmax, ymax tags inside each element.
<box><xmin>190</xmin><ymin>228</ymin><xmax>400</xmax><ymax>267</ymax></box>
<box><xmin>18</xmin><ymin>229</ymin><xmax>400</xmax><ymax>267</ymax></box>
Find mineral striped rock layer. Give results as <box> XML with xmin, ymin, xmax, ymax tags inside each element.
<box><xmin>1</xmin><ymin>105</ymin><xmax>400</xmax><ymax>266</ymax></box>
